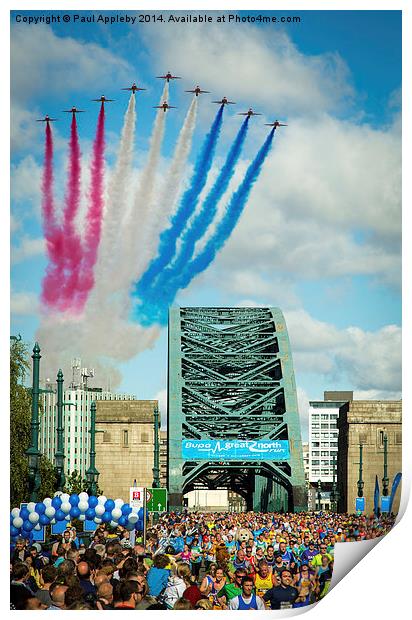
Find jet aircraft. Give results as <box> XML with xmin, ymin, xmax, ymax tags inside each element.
<box><xmin>156</xmin><ymin>72</ymin><xmax>182</xmax><ymax>82</ymax></box>
<box><xmin>238</xmin><ymin>108</ymin><xmax>262</xmax><ymax>117</ymax></box>
<box><xmin>154</xmin><ymin>101</ymin><xmax>177</xmax><ymax>112</ymax></box>
<box><xmin>185</xmin><ymin>85</ymin><xmax>210</xmax><ymax>97</ymax></box>
<box><xmin>121</xmin><ymin>82</ymin><xmax>146</xmax><ymax>93</ymax></box>
<box><xmin>212</xmin><ymin>96</ymin><xmax>236</xmax><ymax>105</ymax></box>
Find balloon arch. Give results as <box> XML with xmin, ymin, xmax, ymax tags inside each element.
<box><xmin>10</xmin><ymin>492</ymin><xmax>144</xmax><ymax>540</ymax></box>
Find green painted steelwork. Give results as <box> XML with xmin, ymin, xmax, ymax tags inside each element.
<box><xmin>168</xmin><ymin>307</ymin><xmax>307</xmax><ymax>512</ymax></box>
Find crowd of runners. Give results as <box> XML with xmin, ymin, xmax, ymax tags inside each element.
<box><xmin>10</xmin><ymin>510</ymin><xmax>396</xmax><ymax>610</ymax></box>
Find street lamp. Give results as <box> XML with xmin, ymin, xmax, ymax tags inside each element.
<box><xmin>382</xmin><ymin>434</ymin><xmax>389</xmax><ymax>496</ymax></box>
<box><xmin>357</xmin><ymin>443</ymin><xmax>364</xmax><ymax>498</ymax></box>
<box><xmin>85</xmin><ymin>401</ymin><xmax>100</xmax><ymax>496</ymax></box>
<box><xmin>25</xmin><ymin>342</ymin><xmax>42</xmax><ymax>501</ymax></box>
<box><xmin>152</xmin><ymin>403</ymin><xmax>160</xmax><ymax>489</ymax></box>
<box><xmin>330</xmin><ymin>453</ymin><xmax>339</xmax><ymax>512</ymax></box>
<box><xmin>317</xmin><ymin>479</ymin><xmax>322</xmax><ymax>511</ymax></box>
<box><xmin>54</xmin><ymin>369</ymin><xmax>66</xmax><ymax>492</ymax></box>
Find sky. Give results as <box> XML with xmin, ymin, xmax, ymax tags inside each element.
<box><xmin>9</xmin><ymin>6</ymin><xmax>402</xmax><ymax>440</ymax></box>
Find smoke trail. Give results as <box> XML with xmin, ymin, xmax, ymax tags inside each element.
<box><xmin>152</xmin><ymin>116</ymin><xmax>250</xmax><ymax>295</ymax></box>
<box><xmin>40</xmin><ymin>123</ymin><xmax>62</xmax><ymax>307</ymax></box>
<box><xmin>114</xmin><ymin>82</ymin><xmax>169</xmax><ymax>294</ymax></box>
<box><xmin>132</xmin><ymin>96</ymin><xmax>198</xmax><ymax>288</ymax></box>
<box><xmin>139</xmin><ymin>128</ymin><xmax>276</xmax><ymax>325</ymax></box>
<box><xmin>92</xmin><ymin>94</ymin><xmax>137</xmax><ymax>300</ymax></box>
<box><xmin>135</xmin><ymin>104</ymin><xmax>224</xmax><ymax>298</ymax></box>
<box><xmin>57</xmin><ymin>114</ymin><xmax>83</xmax><ymax>309</ymax></box>
<box><xmin>73</xmin><ymin>103</ymin><xmax>106</xmax><ymax>311</ymax></box>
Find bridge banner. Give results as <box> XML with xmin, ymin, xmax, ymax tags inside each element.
<box><xmin>182</xmin><ymin>439</ymin><xmax>290</xmax><ymax>460</ymax></box>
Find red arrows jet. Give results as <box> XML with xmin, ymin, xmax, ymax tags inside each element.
<box><xmin>154</xmin><ymin>101</ymin><xmax>177</xmax><ymax>112</ymax></box>
<box><xmin>36</xmin><ymin>115</ymin><xmax>58</xmax><ymax>125</ymax></box>
<box><xmin>63</xmin><ymin>107</ymin><xmax>85</xmax><ymax>115</ymax></box>
<box><xmin>185</xmin><ymin>85</ymin><xmax>210</xmax><ymax>97</ymax></box>
<box><xmin>91</xmin><ymin>95</ymin><xmax>115</xmax><ymax>103</ymax></box>
<box><xmin>265</xmin><ymin>120</ymin><xmax>288</xmax><ymax>129</ymax></box>
<box><xmin>121</xmin><ymin>82</ymin><xmax>146</xmax><ymax>94</ymax></box>
<box><xmin>238</xmin><ymin>108</ymin><xmax>262</xmax><ymax>117</ymax></box>
<box><xmin>156</xmin><ymin>71</ymin><xmax>182</xmax><ymax>82</ymax></box>
<box><xmin>212</xmin><ymin>96</ymin><xmax>236</xmax><ymax>106</ymax></box>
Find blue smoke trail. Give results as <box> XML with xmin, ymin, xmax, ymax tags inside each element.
<box><xmin>137</xmin><ymin>128</ymin><xmax>276</xmax><ymax>326</ymax></box>
<box><xmin>135</xmin><ymin>105</ymin><xmax>224</xmax><ymax>299</ymax></box>
<box><xmin>151</xmin><ymin>116</ymin><xmax>250</xmax><ymax>295</ymax></box>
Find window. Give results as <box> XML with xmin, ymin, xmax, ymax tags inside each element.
<box><xmin>123</xmin><ymin>430</ymin><xmax>129</xmax><ymax>446</ymax></box>
<box><xmin>141</xmin><ymin>432</ymin><xmax>149</xmax><ymax>444</ymax></box>
<box><xmin>312</xmin><ymin>469</ymin><xmax>320</xmax><ymax>475</ymax></box>
<box><xmin>377</xmin><ymin>430</ymin><xmax>386</xmax><ymax>447</ymax></box>
<box><xmin>312</xmin><ymin>442</ymin><xmax>320</xmax><ymax>447</ymax></box>
<box><xmin>321</xmin><ymin>423</ymin><xmax>329</xmax><ymax>429</ymax></box>
<box><xmin>312</xmin><ymin>424</ymin><xmax>319</xmax><ymax>430</ymax></box>
<box><xmin>103</xmin><ymin>431</ymin><xmax>111</xmax><ymax>443</ymax></box>
<box><xmin>395</xmin><ymin>431</ymin><xmax>402</xmax><ymax>445</ymax></box>
<box><xmin>321</xmin><ymin>414</ymin><xmax>329</xmax><ymax>421</ymax></box>
<box><xmin>312</xmin><ymin>460</ymin><xmax>320</xmax><ymax>466</ymax></box>
<box><xmin>321</xmin><ymin>451</ymin><xmax>329</xmax><ymax>457</ymax></box>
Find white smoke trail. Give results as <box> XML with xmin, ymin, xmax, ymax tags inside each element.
<box><xmin>134</xmin><ymin>96</ymin><xmax>198</xmax><ymax>282</ymax></box>
<box><xmin>114</xmin><ymin>82</ymin><xmax>169</xmax><ymax>294</ymax></box>
<box><xmin>91</xmin><ymin>94</ymin><xmax>137</xmax><ymax>300</ymax></box>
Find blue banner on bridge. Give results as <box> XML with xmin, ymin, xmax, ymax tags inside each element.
<box><xmin>182</xmin><ymin>439</ymin><xmax>290</xmax><ymax>461</ymax></box>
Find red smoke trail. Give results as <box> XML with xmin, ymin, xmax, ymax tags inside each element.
<box><xmin>57</xmin><ymin>114</ymin><xmax>83</xmax><ymax>311</ymax></box>
<box><xmin>73</xmin><ymin>102</ymin><xmax>106</xmax><ymax>311</ymax></box>
<box><xmin>40</xmin><ymin>123</ymin><xmax>63</xmax><ymax>307</ymax></box>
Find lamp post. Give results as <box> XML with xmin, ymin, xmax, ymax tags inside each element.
<box><xmin>317</xmin><ymin>479</ymin><xmax>322</xmax><ymax>511</ymax></box>
<box><xmin>357</xmin><ymin>443</ymin><xmax>364</xmax><ymax>498</ymax></box>
<box><xmin>330</xmin><ymin>453</ymin><xmax>339</xmax><ymax>512</ymax></box>
<box><xmin>85</xmin><ymin>401</ymin><xmax>100</xmax><ymax>496</ymax></box>
<box><xmin>382</xmin><ymin>434</ymin><xmax>389</xmax><ymax>497</ymax></box>
<box><xmin>26</xmin><ymin>342</ymin><xmax>42</xmax><ymax>502</ymax></box>
<box><xmin>54</xmin><ymin>369</ymin><xmax>66</xmax><ymax>492</ymax></box>
<box><xmin>152</xmin><ymin>403</ymin><xmax>160</xmax><ymax>489</ymax></box>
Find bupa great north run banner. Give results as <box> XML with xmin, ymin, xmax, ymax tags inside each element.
<box><xmin>182</xmin><ymin>439</ymin><xmax>290</xmax><ymax>460</ymax></box>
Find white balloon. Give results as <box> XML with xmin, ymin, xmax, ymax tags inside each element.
<box><xmin>65</xmin><ymin>515</ymin><xmax>71</xmax><ymax>521</ymax></box>
<box><xmin>13</xmin><ymin>517</ymin><xmax>23</xmax><ymax>529</ymax></box>
<box><xmin>50</xmin><ymin>518</ymin><xmax>56</xmax><ymax>525</ymax></box>
<box><xmin>131</xmin><ymin>506</ymin><xmax>139</xmax><ymax>514</ymax></box>
<box><xmin>78</xmin><ymin>501</ymin><xmax>89</xmax><ymax>513</ymax></box>
<box><xmin>54</xmin><ymin>491</ymin><xmax>63</xmax><ymax>498</ymax></box>
<box><xmin>60</xmin><ymin>493</ymin><xmax>70</xmax><ymax>503</ymax></box>
<box><xmin>28</xmin><ymin>512</ymin><xmax>39</xmax><ymax>524</ymax></box>
<box><xmin>11</xmin><ymin>508</ymin><xmax>20</xmax><ymax>518</ymax></box>
<box><xmin>45</xmin><ymin>506</ymin><xmax>55</xmax><ymax>519</ymax></box>
<box><xmin>43</xmin><ymin>497</ymin><xmax>52</xmax><ymax>507</ymax></box>
<box><xmin>79</xmin><ymin>492</ymin><xmax>89</xmax><ymax>502</ymax></box>
<box><xmin>128</xmin><ymin>513</ymin><xmax>138</xmax><ymax>524</ymax></box>
<box><xmin>97</xmin><ymin>495</ymin><xmax>107</xmax><ymax>505</ymax></box>
<box><xmin>95</xmin><ymin>518</ymin><xmax>102</xmax><ymax>524</ymax></box>
<box><xmin>111</xmin><ymin>508</ymin><xmax>122</xmax><ymax>521</ymax></box>
<box><xmin>95</xmin><ymin>504</ymin><xmax>105</xmax><ymax>517</ymax></box>
<box><xmin>27</xmin><ymin>502</ymin><xmax>36</xmax><ymax>513</ymax></box>
<box><xmin>110</xmin><ymin>520</ymin><xmax>118</xmax><ymax>528</ymax></box>
<box><xmin>114</xmin><ymin>499</ymin><xmax>124</xmax><ymax>508</ymax></box>
<box><xmin>79</xmin><ymin>514</ymin><xmax>86</xmax><ymax>521</ymax></box>
<box><xmin>34</xmin><ymin>524</ymin><xmax>42</xmax><ymax>531</ymax></box>
<box><xmin>61</xmin><ymin>502</ymin><xmax>71</xmax><ymax>514</ymax></box>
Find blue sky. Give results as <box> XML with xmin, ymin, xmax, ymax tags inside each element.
<box><xmin>10</xmin><ymin>8</ymin><xmax>402</xmax><ymax>438</ymax></box>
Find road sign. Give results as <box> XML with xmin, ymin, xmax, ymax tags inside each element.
<box><xmin>130</xmin><ymin>486</ymin><xmax>145</xmax><ymax>510</ymax></box>
<box><xmin>146</xmin><ymin>488</ymin><xmax>167</xmax><ymax>512</ymax></box>
<box><xmin>381</xmin><ymin>496</ymin><xmax>391</xmax><ymax>513</ymax></box>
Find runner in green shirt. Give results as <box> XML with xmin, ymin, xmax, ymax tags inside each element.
<box><xmin>217</xmin><ymin>569</ymin><xmax>247</xmax><ymax>609</ymax></box>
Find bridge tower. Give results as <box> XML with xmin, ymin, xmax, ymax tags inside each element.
<box><xmin>168</xmin><ymin>307</ymin><xmax>307</xmax><ymax>512</ymax></box>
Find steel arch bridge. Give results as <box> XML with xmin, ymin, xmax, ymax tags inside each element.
<box><xmin>168</xmin><ymin>307</ymin><xmax>307</xmax><ymax>512</ymax></box>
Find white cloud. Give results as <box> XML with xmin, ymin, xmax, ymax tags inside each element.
<box><xmin>12</xmin><ymin>236</ymin><xmax>45</xmax><ymax>264</ymax></box>
<box><xmin>11</xmin><ymin>25</ymin><xmax>132</xmax><ymax>103</ymax></box>
<box><xmin>153</xmin><ymin>389</ymin><xmax>168</xmax><ymax>429</ymax></box>
<box><xmin>11</xmin><ymin>291</ymin><xmax>39</xmax><ymax>315</ymax></box>
<box><xmin>285</xmin><ymin>309</ymin><xmax>401</xmax><ymax>393</ymax></box>
<box><xmin>296</xmin><ymin>386</ymin><xmax>310</xmax><ymax>441</ymax></box>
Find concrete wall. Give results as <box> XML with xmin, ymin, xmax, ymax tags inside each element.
<box><xmin>338</xmin><ymin>401</ymin><xmax>402</xmax><ymax>515</ymax></box>
<box><xmin>95</xmin><ymin>400</ymin><xmax>157</xmax><ymax>501</ymax></box>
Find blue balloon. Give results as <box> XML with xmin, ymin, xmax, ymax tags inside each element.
<box><xmin>70</xmin><ymin>507</ymin><xmax>80</xmax><ymax>519</ymax></box>
<box><xmin>85</xmin><ymin>508</ymin><xmax>96</xmax><ymax>520</ymax></box>
<box><xmin>138</xmin><ymin>507</ymin><xmax>144</xmax><ymax>519</ymax></box>
<box><xmin>35</xmin><ymin>503</ymin><xmax>46</xmax><ymax>515</ymax></box>
<box><xmin>10</xmin><ymin>525</ymin><xmax>19</xmax><ymax>537</ymax></box>
<box><xmin>136</xmin><ymin>519</ymin><xmax>143</xmax><ymax>531</ymax></box>
<box><xmin>69</xmin><ymin>494</ymin><xmax>80</xmax><ymax>506</ymax></box>
<box><xmin>20</xmin><ymin>507</ymin><xmax>30</xmax><ymax>521</ymax></box>
<box><xmin>55</xmin><ymin>510</ymin><xmax>65</xmax><ymax>522</ymax></box>
<box><xmin>121</xmin><ymin>504</ymin><xmax>132</xmax><ymax>516</ymax></box>
<box><xmin>119</xmin><ymin>516</ymin><xmax>128</xmax><ymax>526</ymax></box>
<box><xmin>88</xmin><ymin>496</ymin><xmax>98</xmax><ymax>508</ymax></box>
<box><xmin>52</xmin><ymin>497</ymin><xmax>62</xmax><ymax>510</ymax></box>
<box><xmin>105</xmin><ymin>499</ymin><xmax>115</xmax><ymax>512</ymax></box>
<box><xmin>102</xmin><ymin>511</ymin><xmax>111</xmax><ymax>523</ymax></box>
<box><xmin>39</xmin><ymin>514</ymin><xmax>50</xmax><ymax>526</ymax></box>
<box><xmin>23</xmin><ymin>520</ymin><xmax>34</xmax><ymax>532</ymax></box>
<box><xmin>10</xmin><ymin>514</ymin><xmax>14</xmax><ymax>524</ymax></box>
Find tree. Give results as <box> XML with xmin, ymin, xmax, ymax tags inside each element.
<box><xmin>10</xmin><ymin>339</ymin><xmax>57</xmax><ymax>508</ymax></box>
<box><xmin>64</xmin><ymin>470</ymin><xmax>104</xmax><ymax>496</ymax></box>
